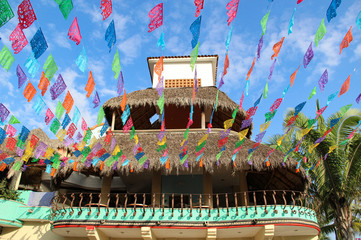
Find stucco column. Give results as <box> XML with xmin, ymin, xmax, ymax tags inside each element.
<box><xmin>151</xmin><ymin>171</ymin><xmax>162</xmax><ymax>206</ymax></box>
<box><xmin>9</xmin><ymin>170</ymin><xmax>22</xmax><ymax>190</ymax></box>
<box><xmin>100</xmin><ymin>175</ymin><xmax>112</xmax><ymax>204</ymax></box>
<box><xmin>203</xmin><ymin>170</ymin><xmax>213</xmax><ymax>208</ymax></box>
<box><xmin>239</xmin><ymin>171</ymin><xmax>248</xmax><ymax>206</ymax></box>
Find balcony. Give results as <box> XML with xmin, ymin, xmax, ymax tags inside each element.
<box><xmin>51</xmin><ymin>190</ymin><xmax>319</xmax><ymax>239</ymax></box>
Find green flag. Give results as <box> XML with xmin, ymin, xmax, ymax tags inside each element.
<box><xmin>308</xmin><ymin>87</ymin><xmax>316</xmax><ymax>100</ymax></box>
<box><xmin>0</xmin><ymin>45</ymin><xmax>15</xmax><ymax>72</ymax></box>
<box><xmin>232</xmin><ymin>108</ymin><xmax>238</xmax><ymax>120</ymax></box>
<box><xmin>50</xmin><ymin>119</ymin><xmax>61</xmax><ymax>134</ymax></box>
<box><xmin>340</xmin><ymin>104</ymin><xmax>352</xmax><ymax>115</ymax></box>
<box><xmin>214</xmin><ymin>90</ymin><xmax>219</xmax><ymax>112</ymax></box>
<box><xmin>130</xmin><ymin>126</ymin><xmax>135</xmax><ymax>140</ymax></box>
<box><xmin>261</xmin><ymin>11</ymin><xmax>270</xmax><ymax>35</ymax></box>
<box><xmin>308</xmin><ymin>119</ymin><xmax>316</xmax><ymax>128</ymax></box>
<box><xmin>190</xmin><ymin>42</ymin><xmax>199</xmax><ymax>71</ymax></box>
<box><xmin>43</xmin><ymin>54</ymin><xmax>58</xmax><ymax>81</ymax></box>
<box><xmin>59</xmin><ymin>0</ymin><xmax>73</xmax><ymax>20</ymax></box>
<box><xmin>97</xmin><ymin>107</ymin><xmax>105</xmax><ymax>125</ymax></box>
<box><xmin>55</xmin><ymin>101</ymin><xmax>65</xmax><ymax>120</ymax></box>
<box><xmin>157</xmin><ymin>93</ymin><xmax>164</xmax><ymax>114</ymax></box>
<box><xmin>9</xmin><ymin>115</ymin><xmax>20</xmax><ymax>124</ymax></box>
<box><xmin>112</xmin><ymin>49</ymin><xmax>121</xmax><ymax>79</ymax></box>
<box><xmin>263</xmin><ymin>82</ymin><xmax>268</xmax><ymax>99</ymax></box>
<box><xmin>315</xmin><ymin>19</ymin><xmax>326</xmax><ymax>47</ymax></box>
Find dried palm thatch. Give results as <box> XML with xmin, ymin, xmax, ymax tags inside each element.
<box><xmin>103</xmin><ymin>87</ymin><xmax>252</xmax><ymax>136</ymax></box>
<box><xmin>66</xmin><ymin>128</ymin><xmax>307</xmax><ymax>190</ymax></box>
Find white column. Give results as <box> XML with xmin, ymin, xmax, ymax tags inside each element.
<box><xmin>141</xmin><ymin>227</ymin><xmax>157</xmax><ymax>240</ymax></box>
<box><xmin>111</xmin><ymin>111</ymin><xmax>115</xmax><ymax>131</ymax></box>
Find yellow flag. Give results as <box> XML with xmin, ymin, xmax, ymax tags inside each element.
<box><xmin>134</xmin><ymin>135</ymin><xmax>139</xmax><ymax>144</ymax></box>
<box><xmin>224</xmin><ymin>119</ymin><xmax>233</xmax><ymax>129</ymax></box>
<box><xmin>112</xmin><ymin>145</ymin><xmax>120</xmax><ymax>155</ymax></box>
<box><xmin>44</xmin><ymin>148</ymin><xmax>55</xmax><ymax>158</ymax></box>
<box><xmin>78</xmin><ymin>141</ymin><xmax>86</xmax><ymax>151</ymax></box>
<box><xmin>301</xmin><ymin>127</ymin><xmax>312</xmax><ymax>137</ymax></box>
<box><xmin>260</xmin><ymin>122</ymin><xmax>271</xmax><ymax>132</ymax></box>
<box><xmin>181</xmin><ymin>139</ymin><xmax>186</xmax><ymax>146</ymax></box>
<box><xmin>22</xmin><ymin>151</ymin><xmax>32</xmax><ymax>162</ymax></box>
<box><xmin>158</xmin><ymin>136</ymin><xmax>167</xmax><ymax>145</ymax></box>
<box><xmin>89</xmin><ymin>136</ymin><xmax>97</xmax><ymax>148</ymax></box>
<box><xmin>238</xmin><ymin>129</ymin><xmax>249</xmax><ymax>141</ymax></box>
<box><xmin>198</xmin><ymin>134</ymin><xmax>208</xmax><ymax>145</ymax></box>
<box><xmin>56</xmin><ymin>129</ymin><xmax>67</xmax><ymax>142</ymax></box>
<box><xmin>309</xmin><ymin>143</ymin><xmax>319</xmax><ymax>153</ymax></box>
<box><xmin>277</xmin><ymin>135</ymin><xmax>285</xmax><ymax>146</ymax></box>
<box><xmin>328</xmin><ymin>145</ymin><xmax>337</xmax><ymax>153</ymax></box>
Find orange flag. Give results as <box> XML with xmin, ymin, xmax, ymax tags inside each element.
<box><xmin>63</xmin><ymin>91</ymin><xmax>74</xmax><ymax>113</ymax></box>
<box><xmin>38</xmin><ymin>72</ymin><xmax>50</xmax><ymax>96</ymax></box>
<box><xmin>340</xmin><ymin>27</ymin><xmax>353</xmax><ymax>55</ymax></box>
<box><xmin>85</xmin><ymin>71</ymin><xmax>95</xmax><ymax>98</ymax></box>
<box><xmin>290</xmin><ymin>64</ymin><xmax>301</xmax><ymax>87</ymax></box>
<box><xmin>23</xmin><ymin>81</ymin><xmax>36</xmax><ymax>102</ymax></box>
<box><xmin>246</xmin><ymin>57</ymin><xmax>256</xmax><ymax>81</ymax></box>
<box><xmin>339</xmin><ymin>75</ymin><xmax>350</xmax><ymax>97</ymax></box>
<box><xmin>120</xmin><ymin>90</ymin><xmax>127</xmax><ymax>111</ymax></box>
<box><xmin>154</xmin><ymin>56</ymin><xmax>164</xmax><ymax>80</ymax></box>
<box><xmin>223</xmin><ymin>53</ymin><xmax>229</xmax><ymax>76</ymax></box>
<box><xmin>271</xmin><ymin>37</ymin><xmax>285</xmax><ymax>60</ymax></box>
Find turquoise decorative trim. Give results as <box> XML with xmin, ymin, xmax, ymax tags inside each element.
<box><xmin>52</xmin><ymin>205</ymin><xmax>318</xmax><ymax>225</ymax></box>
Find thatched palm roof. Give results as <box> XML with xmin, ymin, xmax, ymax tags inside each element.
<box><xmin>103</xmin><ymin>87</ymin><xmax>252</xmax><ymax>137</ymax></box>
<box><xmin>67</xmin><ymin>128</ymin><xmax>307</xmax><ymax>191</ymax></box>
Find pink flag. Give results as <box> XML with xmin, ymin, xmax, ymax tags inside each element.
<box><xmin>270</xmin><ymin>98</ymin><xmax>283</xmax><ymax>113</ymax></box>
<box><xmin>81</xmin><ymin>118</ymin><xmax>87</xmax><ymax>131</ymax></box>
<box><xmin>123</xmin><ymin>117</ymin><xmax>133</xmax><ymax>133</ymax></box>
<box><xmin>45</xmin><ymin>108</ymin><xmax>54</xmax><ymax>125</ymax></box>
<box><xmin>148</xmin><ymin>3</ymin><xmax>163</xmax><ymax>32</ymax></box>
<box><xmin>9</xmin><ymin>24</ymin><xmax>28</xmax><ymax>54</ymax></box>
<box><xmin>6</xmin><ymin>125</ymin><xmax>16</xmax><ymax>137</ymax></box>
<box><xmin>194</xmin><ymin>0</ymin><xmax>204</xmax><ymax>17</ymax></box>
<box><xmin>226</xmin><ymin>0</ymin><xmax>239</xmax><ymax>26</ymax></box>
<box><xmin>68</xmin><ymin>17</ymin><xmax>81</xmax><ymax>45</ymax></box>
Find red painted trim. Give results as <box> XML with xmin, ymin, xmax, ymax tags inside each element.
<box><xmin>54</xmin><ymin>223</ymin><xmax>320</xmax><ymax>234</ymax></box>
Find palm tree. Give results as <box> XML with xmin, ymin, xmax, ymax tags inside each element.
<box><xmin>266</xmin><ymin>106</ymin><xmax>361</xmax><ymax>240</ymax></box>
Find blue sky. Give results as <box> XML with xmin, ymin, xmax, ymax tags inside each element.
<box><xmin>0</xmin><ymin>0</ymin><xmax>360</xmax><ymax>142</ymax></box>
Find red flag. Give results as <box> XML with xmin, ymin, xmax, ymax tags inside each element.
<box><xmin>68</xmin><ymin>17</ymin><xmax>82</xmax><ymax>45</ymax></box>
<box><xmin>297</xmin><ymin>0</ymin><xmax>304</xmax><ymax>3</ymax></box>
<box><xmin>339</xmin><ymin>75</ymin><xmax>350</xmax><ymax>97</ymax></box>
<box><xmin>18</xmin><ymin>0</ymin><xmax>37</xmax><ymax>29</ymax></box>
<box><xmin>100</xmin><ymin>0</ymin><xmax>112</xmax><ymax>20</ymax></box>
<box><xmin>246</xmin><ymin>57</ymin><xmax>256</xmax><ymax>81</ymax></box>
<box><xmin>38</xmin><ymin>72</ymin><xmax>50</xmax><ymax>96</ymax></box>
<box><xmin>85</xmin><ymin>71</ymin><xmax>95</xmax><ymax>98</ymax></box>
<box><xmin>194</xmin><ymin>0</ymin><xmax>204</xmax><ymax>17</ymax></box>
<box><xmin>30</xmin><ymin>134</ymin><xmax>39</xmax><ymax>148</ymax></box>
<box><xmin>148</xmin><ymin>3</ymin><xmax>163</xmax><ymax>32</ymax></box>
<box><xmin>290</xmin><ymin>64</ymin><xmax>300</xmax><ymax>87</ymax></box>
<box><xmin>9</xmin><ymin>24</ymin><xmax>28</xmax><ymax>54</ymax></box>
<box><xmin>6</xmin><ymin>137</ymin><xmax>16</xmax><ymax>151</ymax></box>
<box><xmin>340</xmin><ymin>27</ymin><xmax>353</xmax><ymax>55</ymax></box>
<box><xmin>23</xmin><ymin>81</ymin><xmax>36</xmax><ymax>102</ymax></box>
<box><xmin>271</xmin><ymin>37</ymin><xmax>285</xmax><ymax>60</ymax></box>
<box><xmin>226</xmin><ymin>0</ymin><xmax>239</xmax><ymax>26</ymax></box>
<box><xmin>223</xmin><ymin>53</ymin><xmax>229</xmax><ymax>76</ymax></box>
<box><xmin>63</xmin><ymin>91</ymin><xmax>74</xmax><ymax>114</ymax></box>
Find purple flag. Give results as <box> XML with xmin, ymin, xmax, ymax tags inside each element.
<box><xmin>241</xmin><ymin>118</ymin><xmax>252</xmax><ymax>129</ymax></box>
<box><xmin>117</xmin><ymin>71</ymin><xmax>124</xmax><ymax>96</ymax></box>
<box><xmin>157</xmin><ymin>130</ymin><xmax>165</xmax><ymax>141</ymax></box>
<box><xmin>93</xmin><ymin>91</ymin><xmax>100</xmax><ymax>108</ymax></box>
<box><xmin>183</xmin><ymin>159</ymin><xmax>189</xmax><ymax>168</ymax></box>
<box><xmin>50</xmin><ymin>74</ymin><xmax>67</xmax><ymax>100</ymax></box>
<box><xmin>220</xmin><ymin>128</ymin><xmax>231</xmax><ymax>139</ymax></box>
<box><xmin>268</xmin><ymin>59</ymin><xmax>276</xmax><ymax>81</ymax></box>
<box><xmin>63</xmin><ymin>137</ymin><xmax>73</xmax><ymax>147</ymax></box>
<box><xmin>143</xmin><ymin>159</ymin><xmax>150</xmax><ymax>169</ymax></box>
<box><xmin>111</xmin><ymin>137</ymin><xmax>116</xmax><ymax>152</ymax></box>
<box><xmin>303</xmin><ymin>42</ymin><xmax>314</xmax><ymax>68</ymax></box>
<box><xmin>314</xmin><ymin>136</ymin><xmax>326</xmax><ymax>144</ymax></box>
<box><xmin>76</xmin><ymin>132</ymin><xmax>83</xmax><ymax>141</ymax></box>
<box><xmin>0</xmin><ymin>103</ymin><xmax>10</xmax><ymax>122</ymax></box>
<box><xmin>194</xmin><ymin>67</ymin><xmax>198</xmax><ymax>92</ymax></box>
<box><xmin>156</xmin><ymin>76</ymin><xmax>164</xmax><ymax>96</ymax></box>
<box><xmin>17</xmin><ymin>147</ymin><xmax>24</xmax><ymax>157</ymax></box>
<box><xmin>35</xmin><ymin>142</ymin><xmax>47</xmax><ymax>158</ymax></box>
<box><xmin>17</xmin><ymin>65</ymin><xmax>27</xmax><ymax>89</ymax></box>
<box><xmin>318</xmin><ymin>69</ymin><xmax>328</xmax><ymax>92</ymax></box>
<box><xmin>112</xmin><ymin>161</ymin><xmax>118</xmax><ymax>170</ymax></box>
<box><xmin>133</xmin><ymin>143</ymin><xmax>140</xmax><ymax>155</ymax></box>
<box><xmin>255</xmin><ymin>131</ymin><xmax>266</xmax><ymax>143</ymax></box>
<box><xmin>92</xmin><ymin>142</ymin><xmax>102</xmax><ymax>154</ymax></box>
<box><xmin>257</xmin><ymin>35</ymin><xmax>263</xmax><ymax>61</ymax></box>
<box><xmin>218</xmin><ymin>76</ymin><xmax>224</xmax><ymax>89</ymax></box>
<box><xmin>356</xmin><ymin>93</ymin><xmax>361</xmax><ymax>104</ymax></box>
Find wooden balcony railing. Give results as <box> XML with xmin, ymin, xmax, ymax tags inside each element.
<box><xmin>51</xmin><ymin>190</ymin><xmax>318</xmax><ymax>218</ymax></box>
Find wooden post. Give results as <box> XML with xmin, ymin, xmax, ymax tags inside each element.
<box><xmin>239</xmin><ymin>171</ymin><xmax>248</xmax><ymax>206</ymax></box>
<box><xmin>111</xmin><ymin>111</ymin><xmax>116</xmax><ymax>131</ymax></box>
<box><xmin>201</xmin><ymin>111</ymin><xmax>206</xmax><ymax>129</ymax></box>
<box><xmin>101</xmin><ymin>175</ymin><xmax>112</xmax><ymax>204</ymax></box>
<box><xmin>203</xmin><ymin>170</ymin><xmax>213</xmax><ymax>208</ymax></box>
<box><xmin>9</xmin><ymin>170</ymin><xmax>22</xmax><ymax>191</ymax></box>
